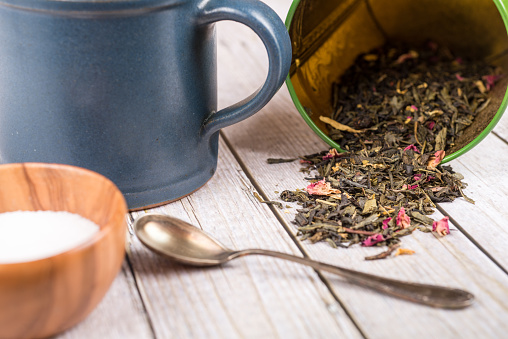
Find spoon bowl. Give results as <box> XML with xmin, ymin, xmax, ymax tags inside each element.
<box><xmin>133</xmin><ymin>213</ymin><xmax>474</xmax><ymax>309</ymax></box>
<box><xmin>134</xmin><ymin>214</ymin><xmax>233</xmax><ymax>266</ymax></box>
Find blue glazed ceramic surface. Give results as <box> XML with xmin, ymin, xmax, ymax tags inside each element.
<box><xmin>0</xmin><ymin>0</ymin><xmax>291</xmax><ymax>209</ymax></box>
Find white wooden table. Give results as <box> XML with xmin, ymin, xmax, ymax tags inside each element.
<box><xmin>57</xmin><ymin>1</ymin><xmax>508</xmax><ymax>337</ymax></box>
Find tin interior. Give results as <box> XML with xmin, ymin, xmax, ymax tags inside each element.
<box><xmin>288</xmin><ymin>0</ymin><xmax>508</xmax><ymax>156</ymax></box>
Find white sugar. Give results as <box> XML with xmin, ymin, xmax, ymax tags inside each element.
<box><xmin>0</xmin><ymin>211</ymin><xmax>100</xmax><ymax>264</ymax></box>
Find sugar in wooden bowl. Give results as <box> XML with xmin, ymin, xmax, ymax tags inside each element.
<box><xmin>0</xmin><ymin>163</ymin><xmax>127</xmax><ymax>339</ymax></box>
<box><xmin>0</xmin><ymin>211</ymin><xmax>100</xmax><ymax>264</ymax></box>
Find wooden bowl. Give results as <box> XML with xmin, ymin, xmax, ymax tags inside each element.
<box><xmin>0</xmin><ymin>163</ymin><xmax>127</xmax><ymax>339</ymax></box>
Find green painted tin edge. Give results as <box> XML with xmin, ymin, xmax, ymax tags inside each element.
<box><xmin>285</xmin><ymin>0</ymin><xmax>508</xmax><ymax>163</ymax></box>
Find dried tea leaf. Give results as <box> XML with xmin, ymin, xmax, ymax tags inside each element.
<box><xmin>362</xmin><ymin>197</ymin><xmax>377</xmax><ymax>214</ymax></box>
<box><xmin>320</xmin><ymin>116</ymin><xmax>365</xmax><ymax>133</ymax></box>
<box><xmin>411</xmin><ymin>211</ymin><xmax>435</xmax><ymax>226</ymax></box>
<box><xmin>435</xmin><ymin>127</ymin><xmax>447</xmax><ymax>151</ymax></box>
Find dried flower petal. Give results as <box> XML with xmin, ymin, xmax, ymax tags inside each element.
<box><xmin>413</xmin><ymin>174</ymin><xmax>422</xmax><ymax>181</ymax></box>
<box><xmin>482</xmin><ymin>74</ymin><xmax>503</xmax><ymax>90</ymax></box>
<box><xmin>455</xmin><ymin>73</ymin><xmax>465</xmax><ymax>81</ymax></box>
<box><xmin>404</xmin><ymin>144</ymin><xmax>420</xmax><ymax>153</ymax></box>
<box><xmin>427</xmin><ymin>121</ymin><xmax>436</xmax><ymax>130</ymax></box>
<box><xmin>406</xmin><ymin>105</ymin><xmax>418</xmax><ymax>113</ymax></box>
<box><xmin>430</xmin><ymin>186</ymin><xmax>447</xmax><ymax>192</ymax></box>
<box><xmin>382</xmin><ymin>217</ymin><xmax>392</xmax><ymax>229</ymax></box>
<box><xmin>394</xmin><ymin>248</ymin><xmax>415</xmax><ymax>256</ymax></box>
<box><xmin>427</xmin><ymin>150</ymin><xmax>445</xmax><ymax>168</ymax></box>
<box><xmin>402</xmin><ymin>184</ymin><xmax>418</xmax><ymax>190</ymax></box>
<box><xmin>432</xmin><ymin>216</ymin><xmax>450</xmax><ymax>236</ymax></box>
<box><xmin>396</xmin><ymin>50</ymin><xmax>418</xmax><ymax>64</ymax></box>
<box><xmin>306</xmin><ymin>179</ymin><xmax>340</xmax><ymax>196</ymax></box>
<box><xmin>362</xmin><ymin>234</ymin><xmax>385</xmax><ymax>247</ymax></box>
<box><xmin>323</xmin><ymin>148</ymin><xmax>340</xmax><ymax>161</ymax></box>
<box><xmin>396</xmin><ymin>207</ymin><xmax>411</xmax><ymax>229</ymax></box>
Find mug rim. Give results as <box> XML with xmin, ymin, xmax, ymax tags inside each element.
<box><xmin>284</xmin><ymin>0</ymin><xmax>508</xmax><ymax>163</ymax></box>
<box><xmin>0</xmin><ymin>0</ymin><xmax>185</xmax><ymax>17</ymax></box>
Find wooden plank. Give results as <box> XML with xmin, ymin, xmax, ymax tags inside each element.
<box><xmin>216</xmin><ymin>1</ymin><xmax>508</xmax><ymax>336</ymax></box>
<box><xmin>57</xmin><ymin>260</ymin><xmax>154</xmax><ymax>338</ymax></box>
<box><xmin>433</xmin><ymin>133</ymin><xmax>508</xmax><ymax>268</ymax></box>
<box><xmin>127</xmin><ymin>139</ymin><xmax>362</xmax><ymax>339</ymax></box>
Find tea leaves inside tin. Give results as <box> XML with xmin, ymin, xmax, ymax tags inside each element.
<box><xmin>324</xmin><ymin>43</ymin><xmax>502</xmax><ymax>153</ymax></box>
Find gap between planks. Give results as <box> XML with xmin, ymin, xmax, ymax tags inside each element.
<box><xmin>126</xmin><ymin>213</ymin><xmax>158</xmax><ymax>339</ymax></box>
<box><xmin>220</xmin><ymin>131</ymin><xmax>368</xmax><ymax>339</ymax></box>
<box><xmin>492</xmin><ymin>131</ymin><xmax>508</xmax><ymax>145</ymax></box>
<box><xmin>436</xmin><ymin>204</ymin><xmax>508</xmax><ymax>277</ymax></box>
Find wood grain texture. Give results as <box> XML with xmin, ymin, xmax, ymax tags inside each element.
<box><xmin>217</xmin><ymin>1</ymin><xmax>508</xmax><ymax>337</ymax></box>
<box><xmin>128</xmin><ymin>139</ymin><xmax>362</xmax><ymax>339</ymax></box>
<box><xmin>0</xmin><ymin>163</ymin><xmax>128</xmax><ymax>339</ymax></box>
<box><xmin>57</xmin><ymin>261</ymin><xmax>154</xmax><ymax>339</ymax></box>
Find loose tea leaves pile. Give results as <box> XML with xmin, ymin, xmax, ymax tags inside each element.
<box><xmin>271</xmin><ymin>43</ymin><xmax>496</xmax><ymax>259</ymax></box>
<box><xmin>325</xmin><ymin>43</ymin><xmax>503</xmax><ymax>153</ymax></box>
<box><xmin>278</xmin><ymin>146</ymin><xmax>472</xmax><ymax>258</ymax></box>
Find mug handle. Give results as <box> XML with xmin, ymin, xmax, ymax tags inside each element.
<box><xmin>196</xmin><ymin>0</ymin><xmax>292</xmax><ymax>138</ymax></box>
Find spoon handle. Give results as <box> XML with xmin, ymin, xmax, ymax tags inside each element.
<box><xmin>229</xmin><ymin>249</ymin><xmax>473</xmax><ymax>308</ymax></box>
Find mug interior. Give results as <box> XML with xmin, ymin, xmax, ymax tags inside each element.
<box><xmin>286</xmin><ymin>0</ymin><xmax>508</xmax><ymax>162</ymax></box>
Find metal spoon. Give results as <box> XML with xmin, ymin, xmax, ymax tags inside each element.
<box><xmin>133</xmin><ymin>213</ymin><xmax>474</xmax><ymax>308</ymax></box>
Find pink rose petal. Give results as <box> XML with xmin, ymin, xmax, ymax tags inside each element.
<box><xmin>427</xmin><ymin>150</ymin><xmax>446</xmax><ymax>168</ymax></box>
<box><xmin>396</xmin><ymin>207</ymin><xmax>411</xmax><ymax>229</ymax></box>
<box><xmin>362</xmin><ymin>234</ymin><xmax>385</xmax><ymax>247</ymax></box>
<box><xmin>455</xmin><ymin>73</ymin><xmax>465</xmax><ymax>81</ymax></box>
<box><xmin>305</xmin><ymin>179</ymin><xmax>340</xmax><ymax>196</ymax></box>
<box><xmin>323</xmin><ymin>148</ymin><xmax>340</xmax><ymax>161</ymax></box>
<box><xmin>404</xmin><ymin>144</ymin><xmax>420</xmax><ymax>153</ymax></box>
<box><xmin>432</xmin><ymin>216</ymin><xmax>450</xmax><ymax>236</ymax></box>
<box><xmin>430</xmin><ymin>187</ymin><xmax>446</xmax><ymax>192</ymax></box>
<box><xmin>413</xmin><ymin>174</ymin><xmax>422</xmax><ymax>181</ymax></box>
<box><xmin>382</xmin><ymin>218</ymin><xmax>392</xmax><ymax>230</ymax></box>
<box><xmin>482</xmin><ymin>74</ymin><xmax>503</xmax><ymax>90</ymax></box>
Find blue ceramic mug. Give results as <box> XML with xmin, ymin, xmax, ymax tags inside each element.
<box><xmin>0</xmin><ymin>0</ymin><xmax>291</xmax><ymax>210</ymax></box>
